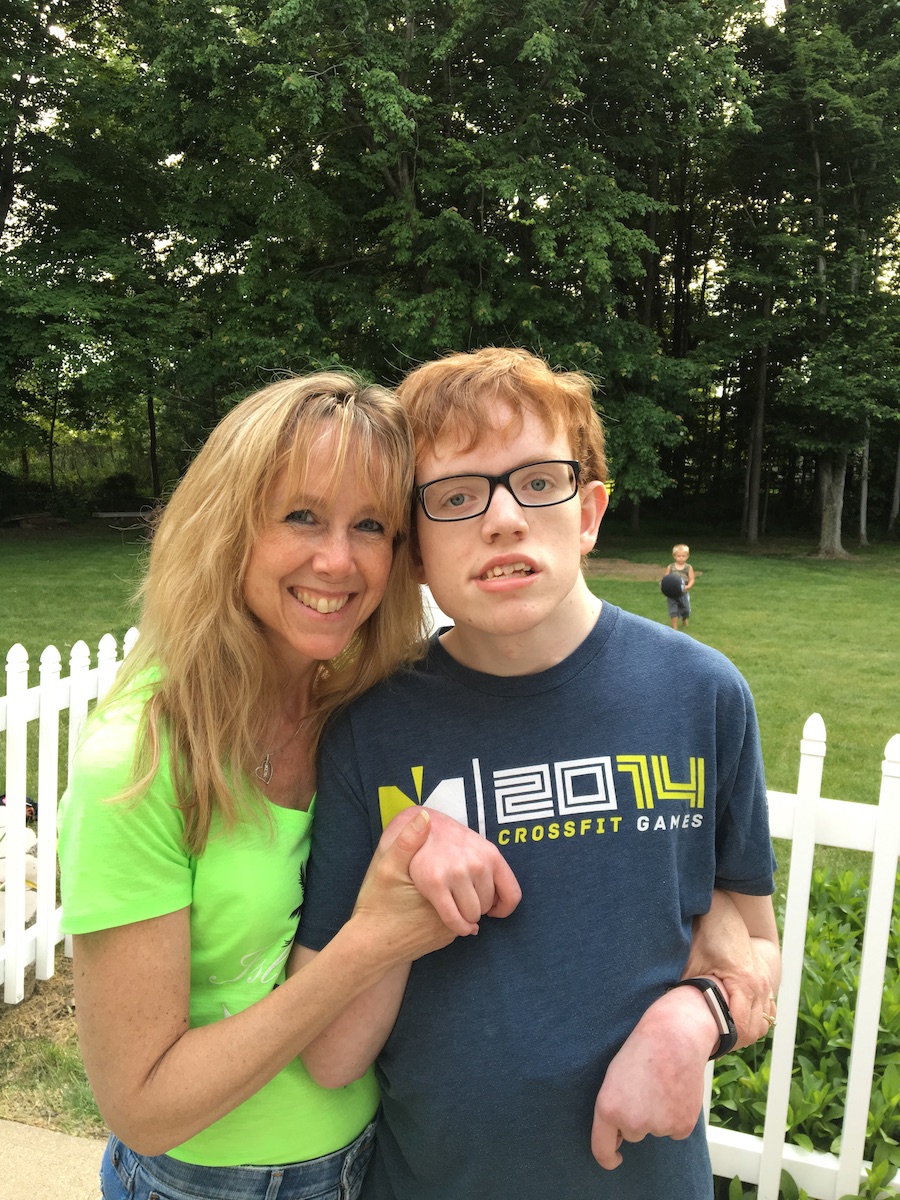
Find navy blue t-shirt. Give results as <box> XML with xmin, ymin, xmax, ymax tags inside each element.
<box><xmin>299</xmin><ymin>604</ymin><xmax>775</xmax><ymax>1200</ymax></box>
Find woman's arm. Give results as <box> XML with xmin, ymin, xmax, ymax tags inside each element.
<box><xmin>73</xmin><ymin>810</ymin><xmax>451</xmax><ymax>1155</ymax></box>
<box><xmin>684</xmin><ymin>889</ymin><xmax>781</xmax><ymax>1046</ymax></box>
<box><xmin>291</xmin><ymin>946</ymin><xmax>410</xmax><ymax>1088</ymax></box>
<box><xmin>297</xmin><ymin>805</ymin><xmax>523</xmax><ymax>1088</ymax></box>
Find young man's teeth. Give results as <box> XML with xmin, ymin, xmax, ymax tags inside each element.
<box><xmin>296</xmin><ymin>590</ymin><xmax>348</xmax><ymax>613</ymax></box>
<box><xmin>482</xmin><ymin>563</ymin><xmax>531</xmax><ymax>580</ymax></box>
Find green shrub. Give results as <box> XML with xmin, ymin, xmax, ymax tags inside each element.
<box><xmin>712</xmin><ymin>868</ymin><xmax>900</xmax><ymax>1199</ymax></box>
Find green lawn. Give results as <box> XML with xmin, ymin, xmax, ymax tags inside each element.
<box><xmin>0</xmin><ymin>524</ymin><xmax>146</xmax><ymax>662</ymax></box>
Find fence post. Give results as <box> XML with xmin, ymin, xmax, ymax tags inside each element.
<box><xmin>35</xmin><ymin>644</ymin><xmax>62</xmax><ymax>979</ymax></box>
<box><xmin>3</xmin><ymin>645</ymin><xmax>30</xmax><ymax>1003</ymax></box>
<box><xmin>757</xmin><ymin>713</ymin><xmax>827</xmax><ymax>1200</ymax></box>
<box><xmin>834</xmin><ymin>733</ymin><xmax>900</xmax><ymax>1198</ymax></box>
<box><xmin>96</xmin><ymin>632</ymin><xmax>119</xmax><ymax>700</ymax></box>
<box><xmin>67</xmin><ymin>640</ymin><xmax>92</xmax><ymax>774</ymax></box>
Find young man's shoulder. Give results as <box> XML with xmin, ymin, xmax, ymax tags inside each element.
<box><xmin>327</xmin><ymin>638</ymin><xmax>441</xmax><ymax>726</ymax></box>
<box><xmin>325</xmin><ymin>611</ymin><xmax>749</xmax><ymax>746</ymax></box>
<box><xmin>612</xmin><ymin>604</ymin><xmax>707</xmax><ymax>650</ymax></box>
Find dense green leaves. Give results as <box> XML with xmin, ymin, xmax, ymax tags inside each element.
<box><xmin>1</xmin><ymin>0</ymin><xmax>898</xmax><ymax>537</ymax></box>
<box><xmin>711</xmin><ymin>867</ymin><xmax>900</xmax><ymax>1200</ymax></box>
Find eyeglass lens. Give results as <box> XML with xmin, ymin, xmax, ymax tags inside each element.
<box><xmin>421</xmin><ymin>461</ymin><xmax>578</xmax><ymax>521</ymax></box>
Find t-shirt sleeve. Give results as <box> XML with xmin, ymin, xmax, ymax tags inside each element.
<box><xmin>296</xmin><ymin>716</ymin><xmax>378</xmax><ymax>951</ymax></box>
<box><xmin>712</xmin><ymin>670</ymin><xmax>777</xmax><ymax>896</ymax></box>
<box><xmin>58</xmin><ymin>698</ymin><xmax>193</xmax><ymax>934</ymax></box>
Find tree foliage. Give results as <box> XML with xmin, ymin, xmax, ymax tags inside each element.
<box><xmin>1</xmin><ymin>0</ymin><xmax>898</xmax><ymax>544</ymax></box>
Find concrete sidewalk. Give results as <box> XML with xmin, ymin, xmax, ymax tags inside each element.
<box><xmin>0</xmin><ymin>1119</ymin><xmax>103</xmax><ymax>1200</ymax></box>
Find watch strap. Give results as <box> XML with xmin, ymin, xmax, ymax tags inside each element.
<box><xmin>667</xmin><ymin>976</ymin><xmax>738</xmax><ymax>1059</ymax></box>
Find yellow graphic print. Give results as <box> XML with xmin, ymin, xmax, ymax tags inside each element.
<box><xmin>378</xmin><ymin>766</ymin><xmax>424</xmax><ymax>829</ymax></box>
<box><xmin>616</xmin><ymin>756</ymin><xmax>654</xmax><ymax>810</ymax></box>
<box><xmin>616</xmin><ymin>755</ymin><xmax>705</xmax><ymax>809</ymax></box>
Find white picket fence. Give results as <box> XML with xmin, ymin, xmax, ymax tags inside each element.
<box><xmin>1</xmin><ymin>629</ymin><xmax>140</xmax><ymax>997</ymax></box>
<box><xmin>1</xmin><ymin>629</ymin><xmax>898</xmax><ymax>1200</ymax></box>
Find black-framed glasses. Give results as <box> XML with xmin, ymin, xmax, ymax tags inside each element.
<box><xmin>415</xmin><ymin>460</ymin><xmax>581</xmax><ymax>522</ymax></box>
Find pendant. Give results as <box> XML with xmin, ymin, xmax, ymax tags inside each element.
<box><xmin>255</xmin><ymin>754</ymin><xmax>273</xmax><ymax>785</ymax></box>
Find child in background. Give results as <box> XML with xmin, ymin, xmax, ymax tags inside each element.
<box><xmin>666</xmin><ymin>543</ymin><xmax>695</xmax><ymax>630</ymax></box>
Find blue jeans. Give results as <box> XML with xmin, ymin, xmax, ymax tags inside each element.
<box><xmin>99</xmin><ymin>1123</ymin><xmax>375</xmax><ymax>1200</ymax></box>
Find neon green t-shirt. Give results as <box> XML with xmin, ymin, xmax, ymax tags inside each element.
<box><xmin>57</xmin><ymin>679</ymin><xmax>379</xmax><ymax>1166</ymax></box>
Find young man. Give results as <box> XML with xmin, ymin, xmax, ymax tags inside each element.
<box><xmin>297</xmin><ymin>348</ymin><xmax>780</xmax><ymax>1200</ymax></box>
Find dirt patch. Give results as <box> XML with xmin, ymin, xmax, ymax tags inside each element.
<box><xmin>585</xmin><ymin>557</ymin><xmax>665</xmax><ymax>581</ymax></box>
<box><xmin>0</xmin><ymin>954</ymin><xmax>106</xmax><ymax>1136</ymax></box>
<box><xmin>0</xmin><ymin>954</ymin><xmax>78</xmax><ymax>1046</ymax></box>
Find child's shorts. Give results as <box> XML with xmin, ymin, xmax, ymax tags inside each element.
<box><xmin>667</xmin><ymin>593</ymin><xmax>691</xmax><ymax>620</ymax></box>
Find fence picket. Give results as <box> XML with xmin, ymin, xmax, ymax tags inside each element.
<box><xmin>66</xmin><ymin>640</ymin><xmax>93</xmax><ymax>774</ymax></box>
<box><xmin>3</xmin><ymin>644</ymin><xmax>31</xmax><ymax>1003</ymax></box>
<box><xmin>834</xmin><ymin>734</ymin><xmax>900</xmax><ymax>1198</ymax></box>
<box><xmin>758</xmin><ymin>714</ymin><xmax>827</xmax><ymax>1199</ymax></box>
<box><xmin>35</xmin><ymin>644</ymin><xmax>62</xmax><ymax>979</ymax></box>
<box><xmin>97</xmin><ymin>632</ymin><xmax>120</xmax><ymax>700</ymax></box>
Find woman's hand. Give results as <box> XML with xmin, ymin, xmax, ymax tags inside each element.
<box><xmin>350</xmin><ymin>808</ymin><xmax>461</xmax><ymax>964</ymax></box>
<box><xmin>684</xmin><ymin>889</ymin><xmax>781</xmax><ymax>1047</ymax></box>
<box><xmin>384</xmin><ymin>805</ymin><xmax>522</xmax><ymax>936</ymax></box>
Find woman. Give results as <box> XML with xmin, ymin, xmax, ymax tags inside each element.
<box><xmin>57</xmin><ymin>372</ymin><xmax>465</xmax><ymax>1200</ymax></box>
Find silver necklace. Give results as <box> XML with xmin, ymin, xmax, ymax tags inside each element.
<box><xmin>255</xmin><ymin>717</ymin><xmax>307</xmax><ymax>786</ymax></box>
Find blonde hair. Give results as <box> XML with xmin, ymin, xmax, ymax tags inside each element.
<box><xmin>396</xmin><ymin>347</ymin><xmax>607</xmax><ymax>483</ymax></box>
<box><xmin>672</xmin><ymin>544</ymin><xmax>690</xmax><ymax>557</ymax></box>
<box><xmin>110</xmin><ymin>372</ymin><xmax>425</xmax><ymax>854</ymax></box>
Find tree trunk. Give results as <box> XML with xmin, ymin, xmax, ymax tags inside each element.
<box><xmin>147</xmin><ymin>393</ymin><xmax>161</xmax><ymax>500</ymax></box>
<box><xmin>745</xmin><ymin>293</ymin><xmax>772</xmax><ymax>545</ymax></box>
<box><xmin>888</xmin><ymin>429</ymin><xmax>900</xmax><ymax>538</ymax></box>
<box><xmin>858</xmin><ymin>420</ymin><xmax>869</xmax><ymax>547</ymax></box>
<box><xmin>628</xmin><ymin>497</ymin><xmax>640</xmax><ymax>534</ymax></box>
<box><xmin>760</xmin><ymin>464</ymin><xmax>770</xmax><ymax>537</ymax></box>
<box><xmin>47</xmin><ymin>380</ymin><xmax>59</xmax><ymax>494</ymax></box>
<box><xmin>817</xmin><ymin>450</ymin><xmax>850</xmax><ymax>557</ymax></box>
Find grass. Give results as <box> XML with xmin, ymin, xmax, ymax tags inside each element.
<box><xmin>0</xmin><ymin>524</ymin><xmax>146</xmax><ymax>662</ymax></box>
<box><xmin>0</xmin><ymin>524</ymin><xmax>146</xmax><ymax>809</ymax></box>
<box><xmin>0</xmin><ymin>1033</ymin><xmax>103</xmax><ymax>1136</ymax></box>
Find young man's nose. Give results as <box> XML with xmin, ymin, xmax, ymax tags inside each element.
<box><xmin>480</xmin><ymin>484</ymin><xmax>529</xmax><ymax>536</ymax></box>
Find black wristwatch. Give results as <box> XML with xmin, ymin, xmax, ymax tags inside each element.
<box><xmin>667</xmin><ymin>977</ymin><xmax>738</xmax><ymax>1059</ymax></box>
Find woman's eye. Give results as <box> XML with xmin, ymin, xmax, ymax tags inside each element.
<box><xmin>356</xmin><ymin>517</ymin><xmax>387</xmax><ymax>534</ymax></box>
<box><xmin>286</xmin><ymin>509</ymin><xmax>316</xmax><ymax>526</ymax></box>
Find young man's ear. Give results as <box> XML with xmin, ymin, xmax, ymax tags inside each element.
<box><xmin>579</xmin><ymin>481</ymin><xmax>608</xmax><ymax>555</ymax></box>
